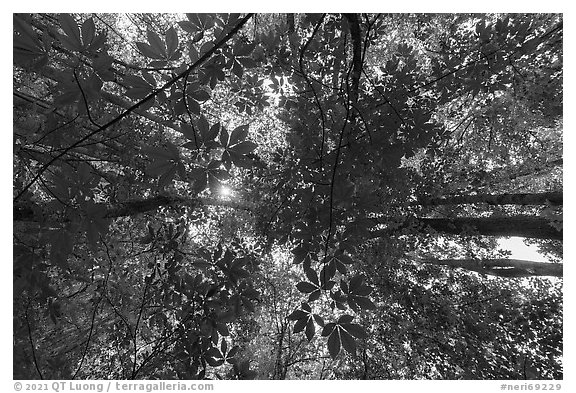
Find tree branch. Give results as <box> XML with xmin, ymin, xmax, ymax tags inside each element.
<box><xmin>419</xmin><ymin>257</ymin><xmax>563</xmax><ymax>278</ymax></box>
<box><xmin>371</xmin><ymin>215</ymin><xmax>563</xmax><ymax>241</ymax></box>
<box><xmin>343</xmin><ymin>13</ymin><xmax>362</xmax><ymax>105</ymax></box>
<box><xmin>414</xmin><ymin>191</ymin><xmax>563</xmax><ymax>207</ymax></box>
<box><xmin>14</xmin><ymin>194</ymin><xmax>256</xmax><ymax>222</ymax></box>
<box><xmin>298</xmin><ymin>14</ymin><xmax>327</xmax><ymax>167</ymax></box>
<box><xmin>14</xmin><ymin>13</ymin><xmax>254</xmax><ymax>202</ymax></box>
<box><xmin>25</xmin><ymin>301</ymin><xmax>43</xmax><ymax>379</ymax></box>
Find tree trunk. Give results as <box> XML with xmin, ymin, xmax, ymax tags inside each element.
<box><xmin>415</xmin><ymin>191</ymin><xmax>562</xmax><ymax>206</ymax></box>
<box><xmin>419</xmin><ymin>257</ymin><xmax>563</xmax><ymax>278</ymax></box>
<box><xmin>372</xmin><ymin>215</ymin><xmax>562</xmax><ymax>241</ymax></box>
<box><xmin>286</xmin><ymin>14</ymin><xmax>295</xmax><ymax>34</ymax></box>
<box><xmin>13</xmin><ymin>195</ymin><xmax>255</xmax><ymax>222</ymax></box>
<box><xmin>417</xmin><ymin>216</ymin><xmax>562</xmax><ymax>240</ymax></box>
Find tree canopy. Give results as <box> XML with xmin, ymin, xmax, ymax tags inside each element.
<box><xmin>13</xmin><ymin>13</ymin><xmax>562</xmax><ymax>380</ymax></box>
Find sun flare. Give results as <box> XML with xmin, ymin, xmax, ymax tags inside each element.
<box><xmin>220</xmin><ymin>186</ymin><xmax>232</xmax><ymax>197</ymax></box>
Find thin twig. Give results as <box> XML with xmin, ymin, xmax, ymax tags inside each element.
<box><xmin>15</xmin><ymin>13</ymin><xmax>254</xmax><ymax>202</ymax></box>
<box><xmin>131</xmin><ymin>272</ymin><xmax>152</xmax><ymax>379</ymax></box>
<box><xmin>71</xmin><ymin>296</ymin><xmax>101</xmax><ymax>379</ymax></box>
<box><xmin>25</xmin><ymin>300</ymin><xmax>44</xmax><ymax>379</ymax></box>
<box><xmin>74</xmin><ymin>70</ymin><xmax>102</xmax><ymax>128</ymax></box>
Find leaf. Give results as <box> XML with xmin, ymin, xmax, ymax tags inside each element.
<box><xmin>353</xmin><ymin>296</ymin><xmax>377</xmax><ymax>310</ymax></box>
<box><xmin>347</xmin><ymin>297</ymin><xmax>359</xmax><ymax>312</ymax></box>
<box><xmin>58</xmin><ymin>14</ymin><xmax>82</xmax><ymax>50</ymax></box>
<box><xmin>143</xmin><ymin>145</ymin><xmax>178</xmax><ymax>160</ymax></box>
<box><xmin>305</xmin><ymin>267</ymin><xmax>319</xmax><ymax>286</ymax></box>
<box><xmin>229</xmin><ymin>124</ymin><xmax>249</xmax><ymax>145</ymax></box>
<box><xmin>189</xmin><ymin>89</ymin><xmax>210</xmax><ymax>102</ymax></box>
<box><xmin>349</xmin><ymin>275</ymin><xmax>364</xmax><ymax>292</ymax></box>
<box><xmin>336</xmin><ymin>253</ymin><xmax>355</xmax><ymax>265</ymax></box>
<box><xmin>197</xmin><ymin>115</ymin><xmax>210</xmax><ymax>139</ymax></box>
<box><xmin>238</xmin><ymin>57</ymin><xmax>257</xmax><ymax>68</ymax></box>
<box><xmin>158</xmin><ymin>165</ymin><xmax>177</xmax><ymax>187</ymax></box>
<box><xmin>192</xmin><ymin>31</ymin><xmax>204</xmax><ymax>43</ymax></box>
<box><xmin>190</xmin><ymin>169</ymin><xmax>208</xmax><ymax>193</ymax></box>
<box><xmin>187</xmin><ymin>13</ymin><xmax>214</xmax><ymax>30</ymax></box>
<box><xmin>147</xmin><ymin>159</ymin><xmax>174</xmax><ymax>176</ymax></box>
<box><xmin>340</xmin><ymin>329</ymin><xmax>357</xmax><ymax>354</ymax></box>
<box><xmin>207</xmin><ymin>347</ymin><xmax>223</xmax><ymax>359</ymax></box>
<box><xmin>81</xmin><ymin>18</ymin><xmax>96</xmax><ymax>48</ymax></box>
<box><xmin>176</xmin><ymin>161</ymin><xmax>187</xmax><ymax>181</ymax></box>
<box><xmin>287</xmin><ymin>309</ymin><xmax>308</xmax><ymax>320</ymax></box>
<box><xmin>187</xmin><ymin>98</ymin><xmax>201</xmax><ymax>115</ymax></box>
<box><xmin>220</xmin><ymin>338</ymin><xmax>228</xmax><ymax>355</ymax></box>
<box><xmin>313</xmin><ymin>314</ymin><xmax>325</xmax><ymax>327</ymax></box>
<box><xmin>13</xmin><ymin>15</ymin><xmax>43</xmax><ymax>52</ymax></box>
<box><xmin>230</xmin><ymin>141</ymin><xmax>257</xmax><ymax>155</ymax></box>
<box><xmin>165</xmin><ymin>26</ymin><xmax>179</xmax><ymax>56</ymax></box>
<box><xmin>293</xmin><ymin>317</ymin><xmax>308</xmax><ymax>333</ymax></box>
<box><xmin>337</xmin><ymin>315</ymin><xmax>354</xmax><ymax>324</ymax></box>
<box><xmin>292</xmin><ymin>245</ymin><xmax>309</xmax><ymax>264</ymax></box>
<box><xmin>353</xmin><ymin>285</ymin><xmax>373</xmax><ymax>297</ymax></box>
<box><xmin>205</xmin><ymin>123</ymin><xmax>220</xmax><ymax>142</ymax></box>
<box><xmin>180</xmin><ymin>123</ymin><xmax>198</xmax><ymax>143</ymax></box>
<box><xmin>206</xmin><ymin>357</ymin><xmax>225</xmax><ymax>367</ymax></box>
<box><xmin>320</xmin><ymin>263</ymin><xmax>336</xmax><ymax>285</ymax></box>
<box><xmin>188</xmin><ymin>43</ymin><xmax>199</xmax><ymax>62</ymax></box>
<box><xmin>216</xmin><ymin>323</ymin><xmax>230</xmax><ymax>336</ymax></box>
<box><xmin>335</xmin><ymin>260</ymin><xmax>347</xmax><ymax>274</ymax></box>
<box><xmin>141</xmin><ymin>71</ymin><xmax>156</xmax><ymax>86</ymax></box>
<box><xmin>178</xmin><ymin>20</ymin><xmax>198</xmax><ymax>34</ymax></box>
<box><xmin>327</xmin><ymin>329</ymin><xmax>341</xmax><ymax>359</ymax></box>
<box><xmin>234</xmin><ymin>41</ymin><xmax>256</xmax><ymax>57</ymax></box>
<box><xmin>147</xmin><ymin>29</ymin><xmax>166</xmax><ymax>58</ymax></box>
<box><xmin>308</xmin><ymin>290</ymin><xmax>321</xmax><ymax>302</ymax></box>
<box><xmin>219</xmin><ymin>127</ymin><xmax>230</xmax><ymax>147</ymax></box>
<box><xmin>136</xmin><ymin>42</ymin><xmax>164</xmax><ymax>59</ymax></box>
<box><xmin>49</xmin><ymin>229</ymin><xmax>73</xmax><ymax>269</ymax></box>
<box><xmin>227</xmin><ymin>346</ymin><xmax>240</xmax><ymax>362</ymax></box>
<box><xmin>320</xmin><ymin>279</ymin><xmax>335</xmax><ymax>291</ymax></box>
<box><xmin>210</xmin><ymin>169</ymin><xmax>230</xmax><ymax>182</ymax></box>
<box><xmin>124</xmin><ymin>75</ymin><xmax>153</xmax><ymax>98</ymax></box>
<box><xmin>305</xmin><ymin>318</ymin><xmax>315</xmax><ymax>341</ymax></box>
<box><xmin>126</xmin><ymin>87</ymin><xmax>153</xmax><ymax>100</ymax></box>
<box><xmin>341</xmin><ymin>323</ymin><xmax>368</xmax><ymax>339</ymax></box>
<box><xmin>321</xmin><ymin>323</ymin><xmax>336</xmax><ymax>337</ymax></box>
<box><xmin>232</xmin><ymin>61</ymin><xmax>244</xmax><ymax>78</ymax></box>
<box><xmin>296</xmin><ymin>281</ymin><xmax>318</xmax><ymax>294</ymax></box>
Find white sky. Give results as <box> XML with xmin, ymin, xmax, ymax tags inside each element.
<box><xmin>498</xmin><ymin>236</ymin><xmax>548</xmax><ymax>262</ymax></box>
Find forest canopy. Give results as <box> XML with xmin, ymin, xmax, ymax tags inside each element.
<box><xmin>13</xmin><ymin>13</ymin><xmax>562</xmax><ymax>380</ymax></box>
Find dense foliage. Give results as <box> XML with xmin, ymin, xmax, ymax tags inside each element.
<box><xmin>13</xmin><ymin>13</ymin><xmax>562</xmax><ymax>380</ymax></box>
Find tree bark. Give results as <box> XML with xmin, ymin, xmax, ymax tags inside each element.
<box><xmin>14</xmin><ymin>195</ymin><xmax>255</xmax><ymax>222</ymax></box>
<box><xmin>415</xmin><ymin>191</ymin><xmax>562</xmax><ymax>207</ymax></box>
<box><xmin>417</xmin><ymin>216</ymin><xmax>562</xmax><ymax>240</ymax></box>
<box><xmin>343</xmin><ymin>13</ymin><xmax>362</xmax><ymax>105</ymax></box>
<box><xmin>372</xmin><ymin>215</ymin><xmax>562</xmax><ymax>241</ymax></box>
<box><xmin>419</xmin><ymin>257</ymin><xmax>562</xmax><ymax>278</ymax></box>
